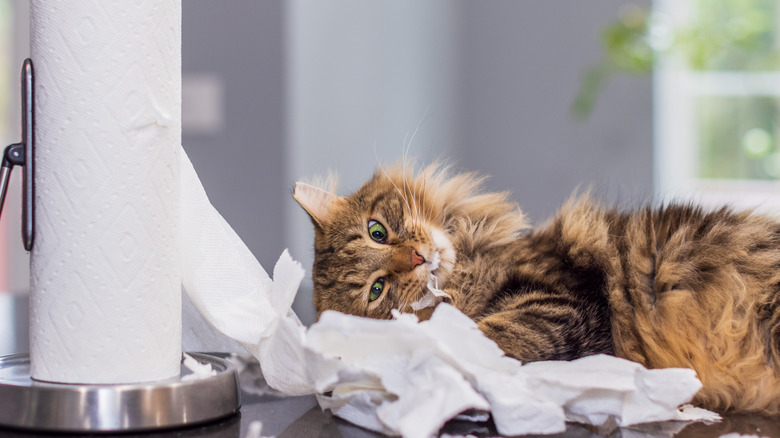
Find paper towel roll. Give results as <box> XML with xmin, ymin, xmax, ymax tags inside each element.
<box><xmin>29</xmin><ymin>0</ymin><xmax>182</xmax><ymax>383</ymax></box>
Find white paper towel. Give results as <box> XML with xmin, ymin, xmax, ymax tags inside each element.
<box><xmin>29</xmin><ymin>0</ymin><xmax>182</xmax><ymax>383</ymax></box>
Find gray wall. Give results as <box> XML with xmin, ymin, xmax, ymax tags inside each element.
<box><xmin>182</xmin><ymin>0</ymin><xmax>287</xmax><ymax>272</ymax></box>
<box><xmin>5</xmin><ymin>1</ymin><xmax>653</xmax><ymax>326</ymax></box>
<box><xmin>454</xmin><ymin>1</ymin><xmax>654</xmax><ymax>223</ymax></box>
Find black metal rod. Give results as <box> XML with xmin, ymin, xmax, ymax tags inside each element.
<box><xmin>0</xmin><ymin>163</ymin><xmax>12</xmax><ymax>225</ymax></box>
<box><xmin>21</xmin><ymin>59</ymin><xmax>33</xmax><ymax>252</ymax></box>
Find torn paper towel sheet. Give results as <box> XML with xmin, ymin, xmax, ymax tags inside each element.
<box><xmin>181</xmin><ymin>353</ymin><xmax>217</xmax><ymax>381</ymax></box>
<box><xmin>177</xmin><ymin>147</ymin><xmax>716</xmax><ymax>436</ymax></box>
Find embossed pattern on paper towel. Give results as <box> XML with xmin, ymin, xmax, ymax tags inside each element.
<box><xmin>30</xmin><ymin>0</ymin><xmax>182</xmax><ymax>384</ymax></box>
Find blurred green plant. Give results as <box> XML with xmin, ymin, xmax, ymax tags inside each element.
<box><xmin>573</xmin><ymin>0</ymin><xmax>780</xmax><ymax>118</ymax></box>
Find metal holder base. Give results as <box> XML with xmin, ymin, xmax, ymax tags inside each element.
<box><xmin>0</xmin><ymin>352</ymin><xmax>241</xmax><ymax>432</ymax></box>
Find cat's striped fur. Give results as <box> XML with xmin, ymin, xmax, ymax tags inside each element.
<box><xmin>293</xmin><ymin>164</ymin><xmax>780</xmax><ymax>414</ymax></box>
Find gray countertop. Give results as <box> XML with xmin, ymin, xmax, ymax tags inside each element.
<box><xmin>1</xmin><ymin>293</ymin><xmax>778</xmax><ymax>438</ymax></box>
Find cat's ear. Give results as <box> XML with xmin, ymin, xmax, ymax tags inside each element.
<box><xmin>293</xmin><ymin>182</ymin><xmax>340</xmax><ymax>227</ymax></box>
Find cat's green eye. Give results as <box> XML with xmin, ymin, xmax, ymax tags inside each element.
<box><xmin>368</xmin><ymin>220</ymin><xmax>388</xmax><ymax>243</ymax></box>
<box><xmin>369</xmin><ymin>277</ymin><xmax>385</xmax><ymax>302</ymax></box>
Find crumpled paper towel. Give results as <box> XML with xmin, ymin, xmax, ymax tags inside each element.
<box><xmin>179</xmin><ymin>164</ymin><xmax>717</xmax><ymax>436</ymax></box>
<box><xmin>270</xmin><ymin>302</ymin><xmax>712</xmax><ymax>437</ymax></box>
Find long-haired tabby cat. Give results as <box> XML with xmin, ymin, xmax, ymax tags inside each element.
<box><xmin>293</xmin><ymin>163</ymin><xmax>780</xmax><ymax>414</ymax></box>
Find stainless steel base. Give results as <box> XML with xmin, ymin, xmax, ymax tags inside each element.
<box><xmin>0</xmin><ymin>352</ymin><xmax>241</xmax><ymax>432</ymax></box>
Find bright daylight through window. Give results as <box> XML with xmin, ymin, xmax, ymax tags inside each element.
<box><xmin>655</xmin><ymin>0</ymin><xmax>780</xmax><ymax>211</ymax></box>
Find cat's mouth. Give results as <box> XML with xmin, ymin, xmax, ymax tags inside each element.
<box><xmin>410</xmin><ymin>257</ymin><xmax>450</xmax><ymax>311</ymax></box>
<box><xmin>409</xmin><ymin>229</ymin><xmax>456</xmax><ymax>312</ymax></box>
<box><xmin>425</xmin><ymin>252</ymin><xmax>449</xmax><ymax>296</ymax></box>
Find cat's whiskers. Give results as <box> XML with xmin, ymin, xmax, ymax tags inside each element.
<box><xmin>395</xmin><ymin>289</ymin><xmax>408</xmax><ymax>314</ymax></box>
<box><xmin>401</xmin><ymin>122</ymin><xmax>425</xmax><ymax>228</ymax></box>
<box><xmin>379</xmin><ymin>166</ymin><xmax>414</xmax><ymax>219</ymax></box>
<box><xmin>401</xmin><ymin>162</ymin><xmax>417</xmax><ymax>228</ymax></box>
<box><xmin>396</xmin><ymin>279</ymin><xmax>422</xmax><ymax>315</ymax></box>
<box><xmin>374</xmin><ymin>141</ymin><xmax>415</xmax><ymax>220</ymax></box>
<box><xmin>416</xmin><ymin>171</ymin><xmax>426</xmax><ymax>224</ymax></box>
<box><xmin>398</xmin><ymin>108</ymin><xmax>432</xmax><ymax>228</ymax></box>
<box><xmin>419</xmin><ymin>171</ymin><xmax>431</xmax><ymax>223</ymax></box>
<box><xmin>405</xmin><ymin>176</ymin><xmax>415</xmax><ymax>225</ymax></box>
<box><xmin>399</xmin><ymin>296</ymin><xmax>410</xmax><ymax>314</ymax></box>
<box><xmin>409</xmin><ymin>174</ymin><xmax>420</xmax><ymax>228</ymax></box>
<box><xmin>416</xmin><ymin>174</ymin><xmax>424</xmax><ymax>222</ymax></box>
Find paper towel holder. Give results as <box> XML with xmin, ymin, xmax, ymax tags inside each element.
<box><xmin>0</xmin><ymin>58</ymin><xmax>34</xmax><ymax>252</ymax></box>
<box><xmin>0</xmin><ymin>58</ymin><xmax>244</xmax><ymax>434</ymax></box>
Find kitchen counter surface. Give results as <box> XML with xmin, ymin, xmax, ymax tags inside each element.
<box><xmin>1</xmin><ymin>293</ymin><xmax>778</xmax><ymax>438</ymax></box>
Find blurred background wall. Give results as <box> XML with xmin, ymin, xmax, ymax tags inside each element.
<box><xmin>2</xmin><ymin>0</ymin><xmax>652</xmax><ymax>326</ymax></box>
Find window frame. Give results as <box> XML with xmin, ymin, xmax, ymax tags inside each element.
<box><xmin>653</xmin><ymin>0</ymin><xmax>780</xmax><ymax>214</ymax></box>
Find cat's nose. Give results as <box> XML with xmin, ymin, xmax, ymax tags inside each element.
<box><xmin>411</xmin><ymin>249</ymin><xmax>425</xmax><ymax>269</ymax></box>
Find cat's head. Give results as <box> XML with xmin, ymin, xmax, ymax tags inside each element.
<box><xmin>293</xmin><ymin>164</ymin><xmax>457</xmax><ymax>320</ymax></box>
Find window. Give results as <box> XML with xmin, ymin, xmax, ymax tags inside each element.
<box><xmin>654</xmin><ymin>0</ymin><xmax>780</xmax><ymax>213</ymax></box>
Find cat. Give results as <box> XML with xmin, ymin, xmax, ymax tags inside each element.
<box><xmin>293</xmin><ymin>163</ymin><xmax>780</xmax><ymax>415</ymax></box>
